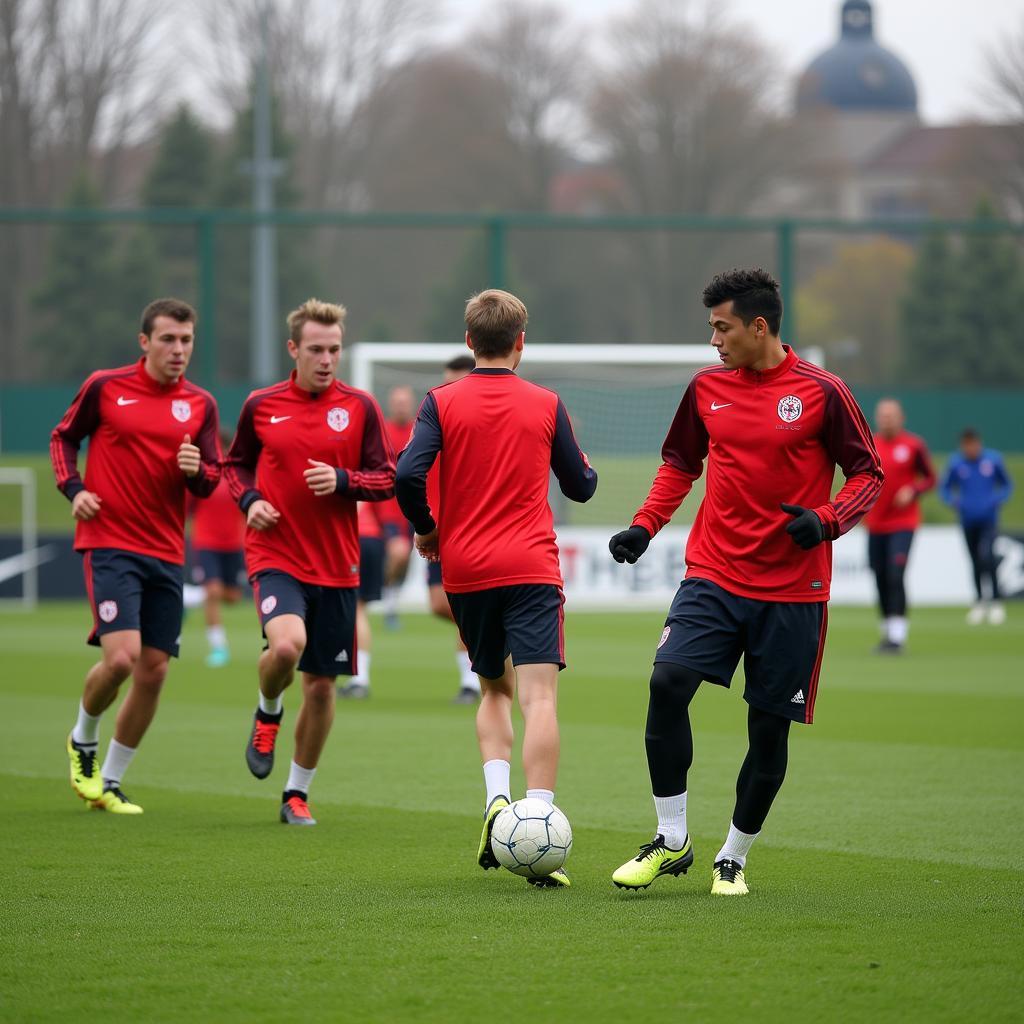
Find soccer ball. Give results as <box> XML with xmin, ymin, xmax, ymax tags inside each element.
<box><xmin>489</xmin><ymin>798</ymin><xmax>572</xmax><ymax>878</ymax></box>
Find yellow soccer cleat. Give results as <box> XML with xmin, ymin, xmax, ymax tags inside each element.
<box><xmin>477</xmin><ymin>795</ymin><xmax>510</xmax><ymax>870</ymax></box>
<box><xmin>527</xmin><ymin>867</ymin><xmax>571</xmax><ymax>889</ymax></box>
<box><xmin>612</xmin><ymin>834</ymin><xmax>694</xmax><ymax>890</ymax></box>
<box><xmin>711</xmin><ymin>858</ymin><xmax>749</xmax><ymax>895</ymax></box>
<box><xmin>67</xmin><ymin>734</ymin><xmax>103</xmax><ymax>802</ymax></box>
<box><xmin>90</xmin><ymin>786</ymin><xmax>143</xmax><ymax>815</ymax></box>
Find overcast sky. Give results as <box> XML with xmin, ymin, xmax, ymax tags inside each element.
<box><xmin>444</xmin><ymin>0</ymin><xmax>1024</xmax><ymax>124</ymax></box>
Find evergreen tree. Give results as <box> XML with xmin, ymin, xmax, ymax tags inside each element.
<box><xmin>899</xmin><ymin>229</ymin><xmax>959</xmax><ymax>384</ymax></box>
<box><xmin>949</xmin><ymin>198</ymin><xmax>1024</xmax><ymax>387</ymax></box>
<box><xmin>33</xmin><ymin>174</ymin><xmax>135</xmax><ymax>378</ymax></box>
<box><xmin>211</xmin><ymin>91</ymin><xmax>317</xmax><ymax>380</ymax></box>
<box><xmin>137</xmin><ymin>104</ymin><xmax>216</xmax><ymax>300</ymax></box>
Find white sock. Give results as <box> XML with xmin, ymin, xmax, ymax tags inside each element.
<box><xmin>383</xmin><ymin>586</ymin><xmax>398</xmax><ymax>614</ymax></box>
<box><xmin>351</xmin><ymin>650</ymin><xmax>371</xmax><ymax>686</ymax></box>
<box><xmin>286</xmin><ymin>760</ymin><xmax>316</xmax><ymax>795</ymax></box>
<box><xmin>653</xmin><ymin>792</ymin><xmax>687</xmax><ymax>849</ymax></box>
<box><xmin>101</xmin><ymin>738</ymin><xmax>137</xmax><ymax>785</ymax></box>
<box><xmin>456</xmin><ymin>651</ymin><xmax>480</xmax><ymax>691</ymax></box>
<box><xmin>526</xmin><ymin>788</ymin><xmax>555</xmax><ymax>806</ymax></box>
<box><xmin>888</xmin><ymin>616</ymin><xmax>908</xmax><ymax>645</ymax></box>
<box><xmin>258</xmin><ymin>691</ymin><xmax>282</xmax><ymax>716</ymax></box>
<box><xmin>483</xmin><ymin>759</ymin><xmax>511</xmax><ymax>804</ymax></box>
<box><xmin>72</xmin><ymin>702</ymin><xmax>101</xmax><ymax>746</ymax></box>
<box><xmin>207</xmin><ymin>625</ymin><xmax>227</xmax><ymax>649</ymax></box>
<box><xmin>716</xmin><ymin>822</ymin><xmax>759</xmax><ymax>868</ymax></box>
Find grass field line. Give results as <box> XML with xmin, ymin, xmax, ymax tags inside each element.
<box><xmin>8</xmin><ymin>765</ymin><xmax>1019</xmax><ymax>873</ymax></box>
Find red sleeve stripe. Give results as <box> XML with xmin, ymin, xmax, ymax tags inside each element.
<box><xmin>837</xmin><ymin>478</ymin><xmax>882</xmax><ymax>523</ymax></box>
<box><xmin>835</xmin><ymin>471</ymin><xmax>883</xmax><ymax>515</ymax></box>
<box><xmin>794</xmin><ymin>362</ymin><xmax>882</xmax><ymax>475</ymax></box>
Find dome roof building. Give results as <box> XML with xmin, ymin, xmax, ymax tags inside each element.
<box><xmin>796</xmin><ymin>0</ymin><xmax>918</xmax><ymax>114</ymax></box>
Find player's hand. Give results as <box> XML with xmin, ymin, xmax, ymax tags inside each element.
<box><xmin>609</xmin><ymin>525</ymin><xmax>650</xmax><ymax>564</ymax></box>
<box><xmin>781</xmin><ymin>503</ymin><xmax>825</xmax><ymax>549</ymax></box>
<box><xmin>304</xmin><ymin>459</ymin><xmax>338</xmax><ymax>496</ymax></box>
<box><xmin>415</xmin><ymin>528</ymin><xmax>440</xmax><ymax>562</ymax></box>
<box><xmin>247</xmin><ymin>499</ymin><xmax>281</xmax><ymax>531</ymax></box>
<box><xmin>71</xmin><ymin>490</ymin><xmax>102</xmax><ymax>521</ymax></box>
<box><xmin>177</xmin><ymin>433</ymin><xmax>201</xmax><ymax>477</ymax></box>
<box><xmin>893</xmin><ymin>484</ymin><xmax>916</xmax><ymax>509</ymax></box>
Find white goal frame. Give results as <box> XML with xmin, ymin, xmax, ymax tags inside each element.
<box><xmin>0</xmin><ymin>467</ymin><xmax>39</xmax><ymax>611</ymax></box>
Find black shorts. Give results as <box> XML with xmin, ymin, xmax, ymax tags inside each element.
<box><xmin>867</xmin><ymin>530</ymin><xmax>914</xmax><ymax>576</ymax></box>
<box><xmin>446</xmin><ymin>584</ymin><xmax>565</xmax><ymax>680</ymax></box>
<box><xmin>655</xmin><ymin>578</ymin><xmax>828</xmax><ymax>724</ymax></box>
<box><xmin>359</xmin><ymin>537</ymin><xmax>385</xmax><ymax>602</ymax></box>
<box><xmin>252</xmin><ymin>570</ymin><xmax>358</xmax><ymax>678</ymax></box>
<box><xmin>426</xmin><ymin>560</ymin><xmax>443</xmax><ymax>587</ymax></box>
<box><xmin>192</xmin><ymin>548</ymin><xmax>246</xmax><ymax>589</ymax></box>
<box><xmin>83</xmin><ymin>548</ymin><xmax>183</xmax><ymax>657</ymax></box>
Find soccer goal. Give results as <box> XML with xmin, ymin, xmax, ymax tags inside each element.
<box><xmin>0</xmin><ymin>467</ymin><xmax>41</xmax><ymax>610</ymax></box>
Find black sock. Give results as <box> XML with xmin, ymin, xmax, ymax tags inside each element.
<box><xmin>645</xmin><ymin>663</ymin><xmax>702</xmax><ymax>797</ymax></box>
<box><xmin>255</xmin><ymin>706</ymin><xmax>283</xmax><ymax>723</ymax></box>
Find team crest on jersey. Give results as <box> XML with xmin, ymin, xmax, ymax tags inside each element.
<box><xmin>657</xmin><ymin>626</ymin><xmax>671</xmax><ymax>649</ymax></box>
<box><xmin>260</xmin><ymin>595</ymin><xmax>277</xmax><ymax>615</ymax></box>
<box><xmin>98</xmin><ymin>600</ymin><xmax>118</xmax><ymax>623</ymax></box>
<box><xmin>777</xmin><ymin>395</ymin><xmax>803</xmax><ymax>423</ymax></box>
<box><xmin>893</xmin><ymin>444</ymin><xmax>910</xmax><ymax>462</ymax></box>
<box><xmin>327</xmin><ymin>407</ymin><xmax>349</xmax><ymax>433</ymax></box>
<box><xmin>171</xmin><ymin>400</ymin><xmax>192</xmax><ymax>423</ymax></box>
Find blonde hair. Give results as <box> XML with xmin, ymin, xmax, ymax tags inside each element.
<box><xmin>287</xmin><ymin>298</ymin><xmax>347</xmax><ymax>343</ymax></box>
<box><xmin>464</xmin><ymin>289</ymin><xmax>528</xmax><ymax>357</ymax></box>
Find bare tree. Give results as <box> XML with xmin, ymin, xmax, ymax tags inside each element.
<box><xmin>195</xmin><ymin>0</ymin><xmax>436</xmax><ymax>208</ymax></box>
<box><xmin>587</xmin><ymin>0</ymin><xmax>792</xmax><ymax>216</ymax></box>
<box><xmin>978</xmin><ymin>18</ymin><xmax>1024</xmax><ymax>217</ymax></box>
<box><xmin>468</xmin><ymin>2</ymin><xmax>582</xmax><ymax>210</ymax></box>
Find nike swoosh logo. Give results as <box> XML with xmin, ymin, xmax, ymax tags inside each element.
<box><xmin>0</xmin><ymin>545</ymin><xmax>58</xmax><ymax>584</ymax></box>
<box><xmin>270</xmin><ymin>415</ymin><xmax>291</xmax><ymax>424</ymax></box>
<box><xmin>117</xmin><ymin>396</ymin><xmax>139</xmax><ymax>406</ymax></box>
<box><xmin>710</xmin><ymin>402</ymin><xmax>733</xmax><ymax>411</ymax></box>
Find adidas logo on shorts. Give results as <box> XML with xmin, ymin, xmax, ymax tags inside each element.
<box><xmin>790</xmin><ymin>689</ymin><xmax>805</xmax><ymax>704</ymax></box>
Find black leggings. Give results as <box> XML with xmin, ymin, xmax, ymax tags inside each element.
<box><xmin>963</xmin><ymin>523</ymin><xmax>1001</xmax><ymax>601</ymax></box>
<box><xmin>645</xmin><ymin>662</ymin><xmax>791</xmax><ymax>833</ymax></box>
<box><xmin>868</xmin><ymin>530</ymin><xmax>914</xmax><ymax>618</ymax></box>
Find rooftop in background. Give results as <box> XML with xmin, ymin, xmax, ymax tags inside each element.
<box><xmin>796</xmin><ymin>0</ymin><xmax>918</xmax><ymax>115</ymax></box>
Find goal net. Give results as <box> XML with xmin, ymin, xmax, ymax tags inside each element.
<box><xmin>0</xmin><ymin>467</ymin><xmax>41</xmax><ymax>610</ymax></box>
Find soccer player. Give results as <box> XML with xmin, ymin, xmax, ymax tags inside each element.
<box><xmin>863</xmin><ymin>399</ymin><xmax>936</xmax><ymax>654</ymax></box>
<box><xmin>378</xmin><ymin>385</ymin><xmax>417</xmax><ymax>629</ymax></box>
<box><xmin>608</xmin><ymin>269</ymin><xmax>882</xmax><ymax>896</ymax></box>
<box><xmin>341</xmin><ymin>501</ymin><xmax>387</xmax><ymax>699</ymax></box>
<box><xmin>53</xmin><ymin>298</ymin><xmax>222</xmax><ymax>814</ymax></box>
<box><xmin>940</xmin><ymin>428</ymin><xmax>1013</xmax><ymax>625</ymax></box>
<box><xmin>188</xmin><ymin>431</ymin><xmax>248</xmax><ymax>667</ymax></box>
<box><xmin>396</xmin><ymin>289</ymin><xmax>597</xmax><ymax>888</ymax></box>
<box><xmin>225</xmin><ymin>299</ymin><xmax>395</xmax><ymax>826</ymax></box>
<box><xmin>425</xmin><ymin>355</ymin><xmax>482</xmax><ymax>704</ymax></box>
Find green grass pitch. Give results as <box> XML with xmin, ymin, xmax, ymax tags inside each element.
<box><xmin>1</xmin><ymin>602</ymin><xmax>1021</xmax><ymax>1023</ymax></box>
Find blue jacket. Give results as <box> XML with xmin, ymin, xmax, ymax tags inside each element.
<box><xmin>939</xmin><ymin>450</ymin><xmax>1012</xmax><ymax>526</ymax></box>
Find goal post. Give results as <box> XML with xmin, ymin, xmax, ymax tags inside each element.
<box><xmin>0</xmin><ymin>467</ymin><xmax>40</xmax><ymax>611</ymax></box>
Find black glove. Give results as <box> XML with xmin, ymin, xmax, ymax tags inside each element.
<box><xmin>781</xmin><ymin>503</ymin><xmax>825</xmax><ymax>550</ymax></box>
<box><xmin>609</xmin><ymin>525</ymin><xmax>651</xmax><ymax>564</ymax></box>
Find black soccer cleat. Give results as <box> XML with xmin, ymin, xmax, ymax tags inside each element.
<box><xmin>246</xmin><ymin>708</ymin><xmax>283</xmax><ymax>779</ymax></box>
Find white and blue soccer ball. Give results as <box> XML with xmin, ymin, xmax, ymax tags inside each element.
<box><xmin>490</xmin><ymin>798</ymin><xmax>572</xmax><ymax>878</ymax></box>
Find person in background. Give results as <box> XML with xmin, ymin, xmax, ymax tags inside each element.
<box><xmin>379</xmin><ymin>385</ymin><xmax>418</xmax><ymax>629</ymax></box>
<box><xmin>863</xmin><ymin>399</ymin><xmax>936</xmax><ymax>654</ymax></box>
<box><xmin>189</xmin><ymin>431</ymin><xmax>247</xmax><ymax>666</ymax></box>
<box><xmin>940</xmin><ymin>428</ymin><xmax>1013</xmax><ymax>626</ymax></box>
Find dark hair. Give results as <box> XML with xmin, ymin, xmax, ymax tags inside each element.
<box><xmin>702</xmin><ymin>268</ymin><xmax>782</xmax><ymax>336</ymax></box>
<box><xmin>445</xmin><ymin>355</ymin><xmax>475</xmax><ymax>372</ymax></box>
<box><xmin>141</xmin><ymin>298</ymin><xmax>197</xmax><ymax>336</ymax></box>
<box><xmin>960</xmin><ymin>428</ymin><xmax>981</xmax><ymax>442</ymax></box>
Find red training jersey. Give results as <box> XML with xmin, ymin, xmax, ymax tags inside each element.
<box><xmin>632</xmin><ymin>347</ymin><xmax>882</xmax><ymax>602</ymax></box>
<box><xmin>51</xmin><ymin>358</ymin><xmax>221</xmax><ymax>565</ymax></box>
<box><xmin>224</xmin><ymin>372</ymin><xmax>395</xmax><ymax>587</ymax></box>
<box><xmin>377</xmin><ymin>419</ymin><xmax>415</xmax><ymax>529</ymax></box>
<box><xmin>357</xmin><ymin>501</ymin><xmax>385</xmax><ymax>541</ymax></box>
<box><xmin>864</xmin><ymin>430</ymin><xmax>936</xmax><ymax>534</ymax></box>
<box><xmin>395</xmin><ymin>368</ymin><xmax>598</xmax><ymax>592</ymax></box>
<box><xmin>190</xmin><ymin>478</ymin><xmax>247</xmax><ymax>552</ymax></box>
